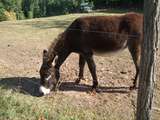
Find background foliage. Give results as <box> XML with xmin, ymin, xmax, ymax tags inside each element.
<box><xmin>0</xmin><ymin>0</ymin><xmax>143</xmax><ymax>21</ymax></box>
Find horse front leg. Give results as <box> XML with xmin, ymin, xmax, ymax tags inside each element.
<box><xmin>75</xmin><ymin>54</ymin><xmax>86</xmax><ymax>84</ymax></box>
<box><xmin>53</xmin><ymin>51</ymin><xmax>70</xmax><ymax>91</ymax></box>
<box><xmin>83</xmin><ymin>54</ymin><xmax>98</xmax><ymax>92</ymax></box>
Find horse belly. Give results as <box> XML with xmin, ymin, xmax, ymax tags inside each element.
<box><xmin>92</xmin><ymin>48</ymin><xmax>125</xmax><ymax>57</ymax></box>
<box><xmin>91</xmin><ymin>38</ymin><xmax>127</xmax><ymax>57</ymax></box>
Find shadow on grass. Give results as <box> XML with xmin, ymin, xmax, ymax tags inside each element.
<box><xmin>14</xmin><ymin>19</ymin><xmax>72</xmax><ymax>29</ymax></box>
<box><xmin>28</xmin><ymin>20</ymin><xmax>71</xmax><ymax>29</ymax></box>
<box><xmin>0</xmin><ymin>77</ymin><xmax>131</xmax><ymax>97</ymax></box>
<box><xmin>0</xmin><ymin>77</ymin><xmax>41</xmax><ymax>97</ymax></box>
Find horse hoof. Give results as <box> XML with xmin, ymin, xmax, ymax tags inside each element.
<box><xmin>87</xmin><ymin>87</ymin><xmax>101</xmax><ymax>95</ymax></box>
<box><xmin>75</xmin><ymin>78</ymin><xmax>81</xmax><ymax>84</ymax></box>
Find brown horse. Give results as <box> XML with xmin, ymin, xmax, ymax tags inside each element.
<box><xmin>39</xmin><ymin>12</ymin><xmax>143</xmax><ymax>95</ymax></box>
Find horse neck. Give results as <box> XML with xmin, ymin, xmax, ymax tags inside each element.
<box><xmin>47</xmin><ymin>32</ymin><xmax>65</xmax><ymax>63</ymax></box>
<box><xmin>47</xmin><ymin>43</ymin><xmax>56</xmax><ymax>64</ymax></box>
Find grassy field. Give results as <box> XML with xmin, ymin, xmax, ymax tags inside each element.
<box><xmin>0</xmin><ymin>12</ymin><xmax>159</xmax><ymax>120</ymax></box>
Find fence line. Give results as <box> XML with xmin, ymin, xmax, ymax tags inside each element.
<box><xmin>65</xmin><ymin>28</ymin><xmax>140</xmax><ymax>38</ymax></box>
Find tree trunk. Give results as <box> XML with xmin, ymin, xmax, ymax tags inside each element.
<box><xmin>136</xmin><ymin>0</ymin><xmax>160</xmax><ymax>120</ymax></box>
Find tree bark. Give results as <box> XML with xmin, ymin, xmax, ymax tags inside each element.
<box><xmin>136</xmin><ymin>0</ymin><xmax>160</xmax><ymax>120</ymax></box>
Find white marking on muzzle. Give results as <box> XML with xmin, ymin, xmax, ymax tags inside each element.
<box><xmin>39</xmin><ymin>86</ymin><xmax>51</xmax><ymax>95</ymax></box>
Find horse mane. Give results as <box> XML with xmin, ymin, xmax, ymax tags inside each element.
<box><xmin>46</xmin><ymin>32</ymin><xmax>65</xmax><ymax>63</ymax></box>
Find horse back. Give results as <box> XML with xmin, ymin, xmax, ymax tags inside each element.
<box><xmin>65</xmin><ymin>12</ymin><xmax>143</xmax><ymax>53</ymax></box>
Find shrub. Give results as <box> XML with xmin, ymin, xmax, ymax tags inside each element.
<box><xmin>16</xmin><ymin>11</ymin><xmax>25</xmax><ymax>20</ymax></box>
<box><xmin>4</xmin><ymin>11</ymin><xmax>16</xmax><ymax>20</ymax></box>
<box><xmin>0</xmin><ymin>8</ymin><xmax>7</xmax><ymax>21</ymax></box>
<box><xmin>28</xmin><ymin>11</ymin><xmax>33</xmax><ymax>19</ymax></box>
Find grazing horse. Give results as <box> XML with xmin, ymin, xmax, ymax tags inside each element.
<box><xmin>39</xmin><ymin>12</ymin><xmax>143</xmax><ymax>95</ymax></box>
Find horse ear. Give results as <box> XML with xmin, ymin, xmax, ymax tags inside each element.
<box><xmin>43</xmin><ymin>49</ymin><xmax>48</xmax><ymax>59</ymax></box>
<box><xmin>43</xmin><ymin>49</ymin><xmax>48</xmax><ymax>55</ymax></box>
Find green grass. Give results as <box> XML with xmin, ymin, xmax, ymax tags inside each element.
<box><xmin>0</xmin><ymin>88</ymin><xmax>109</xmax><ymax>120</ymax></box>
<box><xmin>0</xmin><ymin>88</ymin><xmax>51</xmax><ymax>120</ymax></box>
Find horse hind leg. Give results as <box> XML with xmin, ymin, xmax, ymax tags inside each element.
<box><xmin>75</xmin><ymin>54</ymin><xmax>86</xmax><ymax>84</ymax></box>
<box><xmin>128</xmin><ymin>41</ymin><xmax>141</xmax><ymax>90</ymax></box>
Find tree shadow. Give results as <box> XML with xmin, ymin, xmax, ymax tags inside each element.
<box><xmin>13</xmin><ymin>19</ymin><xmax>72</xmax><ymax>29</ymax></box>
<box><xmin>29</xmin><ymin>20</ymin><xmax>71</xmax><ymax>29</ymax></box>
<box><xmin>0</xmin><ymin>77</ymin><xmax>131</xmax><ymax>97</ymax></box>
